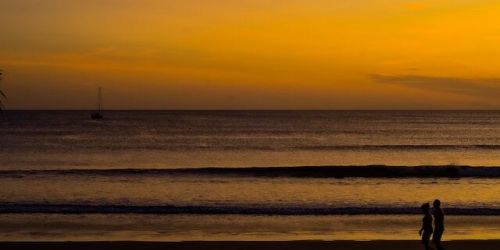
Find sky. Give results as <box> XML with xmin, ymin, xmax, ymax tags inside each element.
<box><xmin>1</xmin><ymin>0</ymin><xmax>500</xmax><ymax>109</ymax></box>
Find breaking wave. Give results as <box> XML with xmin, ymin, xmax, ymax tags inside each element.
<box><xmin>0</xmin><ymin>203</ymin><xmax>499</xmax><ymax>215</ymax></box>
<box><xmin>2</xmin><ymin>165</ymin><xmax>500</xmax><ymax>178</ymax></box>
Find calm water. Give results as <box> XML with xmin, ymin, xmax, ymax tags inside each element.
<box><xmin>2</xmin><ymin>110</ymin><xmax>500</xmax><ymax>169</ymax></box>
<box><xmin>1</xmin><ymin>110</ymin><xmax>500</xmax><ymax>240</ymax></box>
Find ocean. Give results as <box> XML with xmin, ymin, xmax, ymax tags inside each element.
<box><xmin>1</xmin><ymin>110</ymin><xmax>500</xmax><ymax>241</ymax></box>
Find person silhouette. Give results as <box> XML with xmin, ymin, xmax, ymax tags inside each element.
<box><xmin>419</xmin><ymin>203</ymin><xmax>434</xmax><ymax>250</ymax></box>
<box><xmin>432</xmin><ymin>199</ymin><xmax>445</xmax><ymax>250</ymax></box>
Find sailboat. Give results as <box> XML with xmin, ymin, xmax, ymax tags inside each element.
<box><xmin>91</xmin><ymin>87</ymin><xmax>104</xmax><ymax>120</ymax></box>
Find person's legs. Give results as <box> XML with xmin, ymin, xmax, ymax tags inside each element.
<box><xmin>433</xmin><ymin>230</ymin><xmax>444</xmax><ymax>250</ymax></box>
<box><xmin>422</xmin><ymin>232</ymin><xmax>434</xmax><ymax>250</ymax></box>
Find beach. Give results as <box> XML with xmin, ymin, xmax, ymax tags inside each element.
<box><xmin>2</xmin><ymin>241</ymin><xmax>500</xmax><ymax>250</ymax></box>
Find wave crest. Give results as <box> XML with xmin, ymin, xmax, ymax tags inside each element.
<box><xmin>0</xmin><ymin>203</ymin><xmax>499</xmax><ymax>215</ymax></box>
<box><xmin>2</xmin><ymin>165</ymin><xmax>500</xmax><ymax>178</ymax></box>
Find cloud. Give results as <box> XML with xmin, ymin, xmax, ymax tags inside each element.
<box><xmin>370</xmin><ymin>74</ymin><xmax>500</xmax><ymax>99</ymax></box>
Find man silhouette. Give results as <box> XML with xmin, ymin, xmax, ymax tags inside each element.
<box><xmin>432</xmin><ymin>199</ymin><xmax>445</xmax><ymax>250</ymax></box>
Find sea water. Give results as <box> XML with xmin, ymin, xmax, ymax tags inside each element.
<box><xmin>1</xmin><ymin>110</ymin><xmax>500</xmax><ymax>240</ymax></box>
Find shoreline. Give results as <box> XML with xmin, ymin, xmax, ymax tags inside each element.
<box><xmin>1</xmin><ymin>240</ymin><xmax>500</xmax><ymax>250</ymax></box>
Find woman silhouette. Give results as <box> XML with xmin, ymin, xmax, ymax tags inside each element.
<box><xmin>419</xmin><ymin>203</ymin><xmax>434</xmax><ymax>250</ymax></box>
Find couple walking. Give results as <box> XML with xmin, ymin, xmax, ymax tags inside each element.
<box><xmin>419</xmin><ymin>199</ymin><xmax>445</xmax><ymax>250</ymax></box>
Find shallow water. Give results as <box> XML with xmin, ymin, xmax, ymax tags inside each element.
<box><xmin>1</xmin><ymin>174</ymin><xmax>500</xmax><ymax>214</ymax></box>
<box><xmin>2</xmin><ymin>214</ymin><xmax>500</xmax><ymax>241</ymax></box>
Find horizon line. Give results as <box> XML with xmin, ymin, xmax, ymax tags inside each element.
<box><xmin>2</xmin><ymin>109</ymin><xmax>500</xmax><ymax>112</ymax></box>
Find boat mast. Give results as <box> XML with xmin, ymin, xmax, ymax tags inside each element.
<box><xmin>98</xmin><ymin>87</ymin><xmax>102</xmax><ymax>112</ymax></box>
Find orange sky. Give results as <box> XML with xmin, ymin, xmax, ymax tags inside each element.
<box><xmin>1</xmin><ymin>0</ymin><xmax>500</xmax><ymax>109</ymax></box>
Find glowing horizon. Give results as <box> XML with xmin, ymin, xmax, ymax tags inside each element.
<box><xmin>1</xmin><ymin>0</ymin><xmax>500</xmax><ymax>109</ymax></box>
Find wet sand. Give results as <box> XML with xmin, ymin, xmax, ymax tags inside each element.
<box><xmin>1</xmin><ymin>241</ymin><xmax>499</xmax><ymax>250</ymax></box>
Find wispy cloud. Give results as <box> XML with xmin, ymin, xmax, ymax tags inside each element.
<box><xmin>370</xmin><ymin>74</ymin><xmax>500</xmax><ymax>98</ymax></box>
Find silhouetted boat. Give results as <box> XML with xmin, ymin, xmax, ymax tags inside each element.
<box><xmin>91</xmin><ymin>87</ymin><xmax>104</xmax><ymax>120</ymax></box>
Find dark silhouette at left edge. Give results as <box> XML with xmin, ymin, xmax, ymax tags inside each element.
<box><xmin>0</xmin><ymin>70</ymin><xmax>7</xmax><ymax>118</ymax></box>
